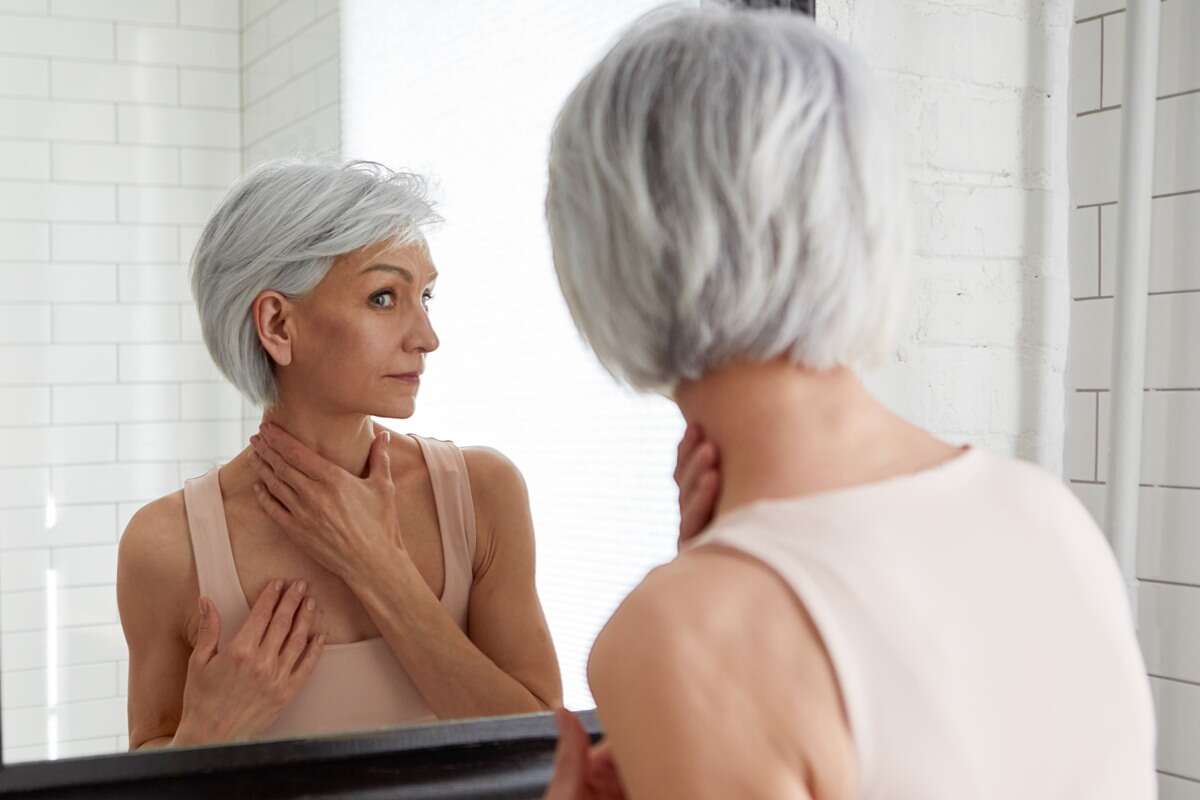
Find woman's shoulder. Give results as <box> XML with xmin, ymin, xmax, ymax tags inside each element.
<box><xmin>460</xmin><ymin>446</ymin><xmax>525</xmax><ymax>493</ymax></box>
<box><xmin>387</xmin><ymin>431</ymin><xmax>527</xmax><ymax>501</ymax></box>
<box><xmin>586</xmin><ymin>550</ymin><xmax>855</xmax><ymax>794</ymax></box>
<box><xmin>594</xmin><ymin>547</ymin><xmax>803</xmax><ymax>660</ymax></box>
<box><xmin>117</xmin><ymin>490</ymin><xmax>196</xmax><ymax>599</ymax></box>
<box><xmin>389</xmin><ymin>432</ymin><xmax>531</xmax><ymax>569</ymax></box>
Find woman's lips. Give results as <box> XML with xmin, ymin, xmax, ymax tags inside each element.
<box><xmin>387</xmin><ymin>373</ymin><xmax>420</xmax><ymax>383</ymax></box>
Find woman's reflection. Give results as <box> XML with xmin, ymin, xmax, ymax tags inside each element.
<box><xmin>115</xmin><ymin>161</ymin><xmax>562</xmax><ymax>748</ymax></box>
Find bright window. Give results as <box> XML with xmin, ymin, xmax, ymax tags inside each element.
<box><xmin>343</xmin><ymin>0</ymin><xmax>696</xmax><ymax>708</ymax></box>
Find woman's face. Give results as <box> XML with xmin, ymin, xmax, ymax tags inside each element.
<box><xmin>265</xmin><ymin>238</ymin><xmax>440</xmax><ymax>419</ymax></box>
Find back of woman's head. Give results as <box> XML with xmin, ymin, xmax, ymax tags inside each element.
<box><xmin>191</xmin><ymin>159</ymin><xmax>437</xmax><ymax>407</ymax></box>
<box><xmin>546</xmin><ymin>4</ymin><xmax>908</xmax><ymax>394</ymax></box>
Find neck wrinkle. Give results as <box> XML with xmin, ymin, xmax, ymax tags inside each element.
<box><xmin>260</xmin><ymin>399</ymin><xmax>379</xmax><ymax>479</ymax></box>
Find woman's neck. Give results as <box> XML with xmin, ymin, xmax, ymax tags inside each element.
<box><xmin>259</xmin><ymin>399</ymin><xmax>379</xmax><ymax>479</ymax></box>
<box><xmin>673</xmin><ymin>360</ymin><xmax>926</xmax><ymax>520</ymax></box>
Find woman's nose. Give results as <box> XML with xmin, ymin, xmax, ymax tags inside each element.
<box><xmin>411</xmin><ymin>313</ymin><xmax>439</xmax><ymax>354</ymax></box>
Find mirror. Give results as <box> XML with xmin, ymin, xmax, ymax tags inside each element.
<box><xmin>0</xmin><ymin>0</ymin><xmax>698</xmax><ymax>764</ymax></box>
<box><xmin>4</xmin><ymin>0</ymin><xmax>1192</xmax><ymax>796</ymax></box>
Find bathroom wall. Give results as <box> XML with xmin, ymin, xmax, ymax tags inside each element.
<box><xmin>0</xmin><ymin>0</ymin><xmax>344</xmax><ymax>763</ymax></box>
<box><xmin>0</xmin><ymin>0</ymin><xmax>243</xmax><ymax>762</ymax></box>
<box><xmin>237</xmin><ymin>0</ymin><xmax>342</xmax><ymax>452</ymax></box>
<box><xmin>1065</xmin><ymin>0</ymin><xmax>1200</xmax><ymax>795</ymax></box>
<box><xmin>240</xmin><ymin>0</ymin><xmax>340</xmax><ymax>171</ymax></box>
<box><xmin>820</xmin><ymin>0</ymin><xmax>1074</xmax><ymax>474</ymax></box>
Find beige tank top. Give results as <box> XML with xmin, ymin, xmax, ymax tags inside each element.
<box><xmin>182</xmin><ymin>434</ymin><xmax>476</xmax><ymax>740</ymax></box>
<box><xmin>684</xmin><ymin>447</ymin><xmax>1155</xmax><ymax>799</ymax></box>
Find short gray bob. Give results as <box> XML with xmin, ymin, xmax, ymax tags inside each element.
<box><xmin>190</xmin><ymin>159</ymin><xmax>438</xmax><ymax>407</ymax></box>
<box><xmin>546</xmin><ymin>5</ymin><xmax>909</xmax><ymax>394</ymax></box>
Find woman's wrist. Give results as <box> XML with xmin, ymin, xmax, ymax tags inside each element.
<box><xmin>344</xmin><ymin>528</ymin><xmax>409</xmax><ymax>586</ymax></box>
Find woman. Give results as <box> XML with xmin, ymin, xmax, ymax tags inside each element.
<box><xmin>115</xmin><ymin>161</ymin><xmax>562</xmax><ymax>748</ymax></box>
<box><xmin>249</xmin><ymin>9</ymin><xmax>1154</xmax><ymax>799</ymax></box>
<box><xmin>536</xmin><ymin>7</ymin><xmax>1155</xmax><ymax>799</ymax></box>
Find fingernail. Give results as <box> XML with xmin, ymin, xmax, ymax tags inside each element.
<box><xmin>305</xmin><ymin>597</ymin><xmax>315</xmax><ymax>611</ymax></box>
<box><xmin>296</xmin><ymin>580</ymin><xmax>307</xmax><ymax>593</ymax></box>
<box><xmin>273</xmin><ymin>579</ymin><xmax>284</xmax><ymax>591</ymax></box>
<box><xmin>198</xmin><ymin>597</ymin><xmax>207</xmax><ymax>618</ymax></box>
<box><xmin>384</xmin><ymin>431</ymin><xmax>391</xmax><ymax>443</ymax></box>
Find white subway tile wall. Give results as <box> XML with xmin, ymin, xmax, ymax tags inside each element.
<box><xmin>241</xmin><ymin>0</ymin><xmax>340</xmax><ymax>170</ymax></box>
<box><xmin>237</xmin><ymin>0</ymin><xmax>342</xmax><ymax>450</ymax></box>
<box><xmin>827</xmin><ymin>0</ymin><xmax>1073</xmax><ymax>470</ymax></box>
<box><xmin>0</xmin><ymin>0</ymin><xmax>337</xmax><ymax>764</ymax></box>
<box><xmin>0</xmin><ymin>0</ymin><xmax>343</xmax><ymax>762</ymax></box>
<box><xmin>1067</xmin><ymin>0</ymin><xmax>1200</xmax><ymax>790</ymax></box>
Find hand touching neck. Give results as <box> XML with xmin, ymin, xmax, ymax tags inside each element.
<box><xmin>259</xmin><ymin>399</ymin><xmax>379</xmax><ymax>479</ymax></box>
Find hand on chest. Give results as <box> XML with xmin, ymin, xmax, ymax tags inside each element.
<box><xmin>224</xmin><ymin>495</ymin><xmax>447</xmax><ymax>645</ymax></box>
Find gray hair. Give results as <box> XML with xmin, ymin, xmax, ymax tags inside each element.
<box><xmin>546</xmin><ymin>5</ymin><xmax>909</xmax><ymax>394</ymax></box>
<box><xmin>190</xmin><ymin>159</ymin><xmax>439</xmax><ymax>407</ymax></box>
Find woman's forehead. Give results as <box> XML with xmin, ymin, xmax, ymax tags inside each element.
<box><xmin>335</xmin><ymin>239</ymin><xmax>437</xmax><ymax>280</ymax></box>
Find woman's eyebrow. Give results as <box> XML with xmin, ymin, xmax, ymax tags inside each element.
<box><xmin>360</xmin><ymin>263</ymin><xmax>439</xmax><ymax>283</ymax></box>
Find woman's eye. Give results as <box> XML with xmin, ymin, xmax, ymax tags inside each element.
<box><xmin>370</xmin><ymin>291</ymin><xmax>395</xmax><ymax>308</ymax></box>
<box><xmin>422</xmin><ymin>291</ymin><xmax>435</xmax><ymax>308</ymax></box>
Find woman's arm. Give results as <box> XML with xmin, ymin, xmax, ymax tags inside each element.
<box><xmin>354</xmin><ymin>447</ymin><xmax>561</xmax><ymax>718</ymax></box>
<box><xmin>116</xmin><ymin>495</ymin><xmax>195</xmax><ymax>749</ymax></box>
<box><xmin>251</xmin><ymin>426</ymin><xmax>562</xmax><ymax>719</ymax></box>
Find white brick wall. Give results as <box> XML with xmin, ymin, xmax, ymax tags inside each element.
<box><xmin>241</xmin><ymin>0</ymin><xmax>341</xmax><ymax>170</ymax></box>
<box><xmin>1066</xmin><ymin>0</ymin><xmax>1200</xmax><ymax>791</ymax></box>
<box><xmin>0</xmin><ymin>0</ymin><xmax>344</xmax><ymax>763</ymax></box>
<box><xmin>238</xmin><ymin>0</ymin><xmax>343</xmax><ymax>440</ymax></box>
<box><xmin>0</xmin><ymin>0</ymin><xmax>250</xmax><ymax>764</ymax></box>
<box><xmin>820</xmin><ymin>0</ymin><xmax>1073</xmax><ymax>471</ymax></box>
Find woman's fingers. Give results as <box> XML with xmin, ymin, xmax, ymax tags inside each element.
<box><xmin>544</xmin><ymin>708</ymin><xmax>589</xmax><ymax>800</ymax></box>
<box><xmin>279</xmin><ymin>595</ymin><xmax>316</xmax><ymax>672</ymax></box>
<box><xmin>260</xmin><ymin>580</ymin><xmax>307</xmax><ymax>655</ymax></box>
<box><xmin>586</xmin><ymin>740</ymin><xmax>626</xmax><ymax>798</ymax></box>
<box><xmin>190</xmin><ymin>597</ymin><xmax>221</xmax><ymax>667</ymax></box>
<box><xmin>250</xmin><ymin>451</ymin><xmax>302</xmax><ymax>513</ymax></box>
<box><xmin>259</xmin><ymin>423</ymin><xmax>341</xmax><ymax>484</ymax></box>
<box><xmin>232</xmin><ymin>578</ymin><xmax>286</xmax><ymax>650</ymax></box>
<box><xmin>289</xmin><ymin>631</ymin><xmax>326</xmax><ymax>685</ymax></box>
<box><xmin>673</xmin><ymin>424</ymin><xmax>703</xmax><ymax>486</ymax></box>
<box><xmin>255</xmin><ymin>482</ymin><xmax>292</xmax><ymax>527</ymax></box>
<box><xmin>676</xmin><ymin>431</ymin><xmax>720</xmax><ymax>547</ymax></box>
<box><xmin>677</xmin><ymin>440</ymin><xmax>717</xmax><ymax>501</ymax></box>
<box><xmin>679</xmin><ymin>470</ymin><xmax>720</xmax><ymax>546</ymax></box>
<box><xmin>250</xmin><ymin>435</ymin><xmax>314</xmax><ymax>497</ymax></box>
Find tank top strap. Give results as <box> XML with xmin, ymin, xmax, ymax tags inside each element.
<box><xmin>410</xmin><ymin>435</ymin><xmax>477</xmax><ymax>629</ymax></box>
<box><xmin>183</xmin><ymin>467</ymin><xmax>250</xmax><ymax>645</ymax></box>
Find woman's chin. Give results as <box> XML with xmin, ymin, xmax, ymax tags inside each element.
<box><xmin>372</xmin><ymin>400</ymin><xmax>416</xmax><ymax>420</ymax></box>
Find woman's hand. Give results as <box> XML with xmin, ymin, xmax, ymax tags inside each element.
<box><xmin>174</xmin><ymin>580</ymin><xmax>324</xmax><ymax>745</ymax></box>
<box><xmin>544</xmin><ymin>709</ymin><xmax>626</xmax><ymax>800</ymax></box>
<box><xmin>674</xmin><ymin>423</ymin><xmax>721</xmax><ymax>550</ymax></box>
<box><xmin>249</xmin><ymin>424</ymin><xmax>399</xmax><ymax>583</ymax></box>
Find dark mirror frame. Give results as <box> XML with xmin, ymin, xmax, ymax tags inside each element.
<box><xmin>0</xmin><ymin>712</ymin><xmax>599</xmax><ymax>799</ymax></box>
<box><xmin>0</xmin><ymin>0</ymin><xmax>811</xmax><ymax>796</ymax></box>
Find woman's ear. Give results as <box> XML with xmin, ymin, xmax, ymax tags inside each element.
<box><xmin>252</xmin><ymin>291</ymin><xmax>294</xmax><ymax>367</ymax></box>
